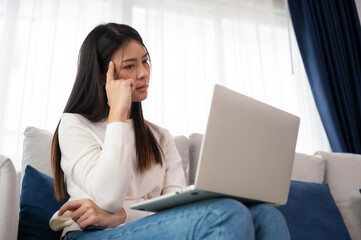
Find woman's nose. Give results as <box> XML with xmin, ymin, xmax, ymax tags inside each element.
<box><xmin>137</xmin><ymin>64</ymin><xmax>148</xmax><ymax>80</ymax></box>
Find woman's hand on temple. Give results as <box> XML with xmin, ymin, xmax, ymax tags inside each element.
<box><xmin>106</xmin><ymin>61</ymin><xmax>135</xmax><ymax>123</ymax></box>
<box><xmin>58</xmin><ymin>198</ymin><xmax>126</xmax><ymax>230</ymax></box>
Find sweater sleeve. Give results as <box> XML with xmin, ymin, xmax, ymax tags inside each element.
<box><xmin>161</xmin><ymin>130</ymin><xmax>187</xmax><ymax>194</ymax></box>
<box><xmin>59</xmin><ymin>114</ymin><xmax>134</xmax><ymax>213</ymax></box>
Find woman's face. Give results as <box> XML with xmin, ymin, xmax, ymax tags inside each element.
<box><xmin>111</xmin><ymin>40</ymin><xmax>150</xmax><ymax>102</ymax></box>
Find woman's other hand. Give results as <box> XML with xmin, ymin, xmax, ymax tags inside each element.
<box><xmin>58</xmin><ymin>198</ymin><xmax>126</xmax><ymax>230</ymax></box>
<box><xmin>106</xmin><ymin>61</ymin><xmax>135</xmax><ymax>123</ymax></box>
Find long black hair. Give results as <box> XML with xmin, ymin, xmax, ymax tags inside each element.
<box><xmin>51</xmin><ymin>23</ymin><xmax>163</xmax><ymax>201</ymax></box>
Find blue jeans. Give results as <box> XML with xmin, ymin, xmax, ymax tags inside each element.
<box><xmin>63</xmin><ymin>198</ymin><xmax>290</xmax><ymax>240</ymax></box>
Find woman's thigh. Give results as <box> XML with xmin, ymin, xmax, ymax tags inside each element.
<box><xmin>64</xmin><ymin>198</ymin><xmax>255</xmax><ymax>240</ymax></box>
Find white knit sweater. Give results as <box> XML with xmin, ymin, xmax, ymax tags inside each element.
<box><xmin>49</xmin><ymin>113</ymin><xmax>186</xmax><ymax>236</ymax></box>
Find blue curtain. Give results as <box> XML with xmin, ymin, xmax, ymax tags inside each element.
<box><xmin>288</xmin><ymin>0</ymin><xmax>361</xmax><ymax>153</ymax></box>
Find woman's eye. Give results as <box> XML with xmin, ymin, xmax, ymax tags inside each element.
<box><xmin>143</xmin><ymin>59</ymin><xmax>150</xmax><ymax>64</ymax></box>
<box><xmin>124</xmin><ymin>65</ymin><xmax>134</xmax><ymax>70</ymax></box>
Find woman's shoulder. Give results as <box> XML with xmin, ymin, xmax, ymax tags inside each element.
<box><xmin>60</xmin><ymin>113</ymin><xmax>106</xmax><ymax>131</ymax></box>
<box><xmin>60</xmin><ymin>113</ymin><xmax>92</xmax><ymax>127</ymax></box>
<box><xmin>147</xmin><ymin>121</ymin><xmax>173</xmax><ymax>145</ymax></box>
<box><xmin>147</xmin><ymin>121</ymin><xmax>167</xmax><ymax>133</ymax></box>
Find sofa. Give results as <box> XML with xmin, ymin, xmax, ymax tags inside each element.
<box><xmin>0</xmin><ymin>126</ymin><xmax>360</xmax><ymax>239</ymax></box>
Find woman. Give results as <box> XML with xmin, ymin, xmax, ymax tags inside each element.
<box><xmin>49</xmin><ymin>23</ymin><xmax>290</xmax><ymax>240</ymax></box>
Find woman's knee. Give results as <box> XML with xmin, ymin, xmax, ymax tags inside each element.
<box><xmin>249</xmin><ymin>204</ymin><xmax>290</xmax><ymax>240</ymax></box>
<box><xmin>192</xmin><ymin>198</ymin><xmax>255</xmax><ymax>239</ymax></box>
<box><xmin>249</xmin><ymin>204</ymin><xmax>285</xmax><ymax>223</ymax></box>
<box><xmin>206</xmin><ymin>198</ymin><xmax>252</xmax><ymax>221</ymax></box>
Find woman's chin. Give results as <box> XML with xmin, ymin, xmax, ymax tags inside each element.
<box><xmin>132</xmin><ymin>95</ymin><xmax>148</xmax><ymax>102</ymax></box>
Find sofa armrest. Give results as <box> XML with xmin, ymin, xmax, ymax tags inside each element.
<box><xmin>0</xmin><ymin>155</ymin><xmax>19</xmax><ymax>239</ymax></box>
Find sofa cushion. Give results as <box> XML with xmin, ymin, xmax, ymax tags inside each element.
<box><xmin>18</xmin><ymin>165</ymin><xmax>68</xmax><ymax>240</ymax></box>
<box><xmin>291</xmin><ymin>153</ymin><xmax>325</xmax><ymax>183</ymax></box>
<box><xmin>318</xmin><ymin>151</ymin><xmax>361</xmax><ymax>240</ymax></box>
<box><xmin>189</xmin><ymin>133</ymin><xmax>203</xmax><ymax>185</ymax></box>
<box><xmin>173</xmin><ymin>135</ymin><xmax>189</xmax><ymax>184</ymax></box>
<box><xmin>22</xmin><ymin>127</ymin><xmax>53</xmax><ymax>183</ymax></box>
<box><xmin>277</xmin><ymin>180</ymin><xmax>350</xmax><ymax>240</ymax></box>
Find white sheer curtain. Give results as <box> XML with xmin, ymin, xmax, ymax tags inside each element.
<box><xmin>0</xmin><ymin>0</ymin><xmax>330</xmax><ymax>170</ymax></box>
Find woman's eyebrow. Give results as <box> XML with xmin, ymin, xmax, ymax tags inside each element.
<box><xmin>122</xmin><ymin>53</ymin><xmax>148</xmax><ymax>63</ymax></box>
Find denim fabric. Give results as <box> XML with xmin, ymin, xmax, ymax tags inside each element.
<box><xmin>64</xmin><ymin>198</ymin><xmax>289</xmax><ymax>240</ymax></box>
<box><xmin>249</xmin><ymin>204</ymin><xmax>290</xmax><ymax>240</ymax></box>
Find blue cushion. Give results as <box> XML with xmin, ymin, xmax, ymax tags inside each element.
<box><xmin>18</xmin><ymin>165</ymin><xmax>68</xmax><ymax>240</ymax></box>
<box><xmin>277</xmin><ymin>180</ymin><xmax>351</xmax><ymax>240</ymax></box>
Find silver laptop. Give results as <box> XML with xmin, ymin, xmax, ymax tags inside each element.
<box><xmin>131</xmin><ymin>84</ymin><xmax>300</xmax><ymax>212</ymax></box>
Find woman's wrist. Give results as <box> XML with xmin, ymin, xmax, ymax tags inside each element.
<box><xmin>108</xmin><ymin>108</ymin><xmax>128</xmax><ymax>123</ymax></box>
<box><xmin>107</xmin><ymin>208</ymin><xmax>127</xmax><ymax>228</ymax></box>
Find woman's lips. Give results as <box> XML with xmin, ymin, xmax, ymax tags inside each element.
<box><xmin>136</xmin><ymin>84</ymin><xmax>148</xmax><ymax>92</ymax></box>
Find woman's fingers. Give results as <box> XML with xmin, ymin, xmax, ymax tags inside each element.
<box><xmin>59</xmin><ymin>199</ymin><xmax>93</xmax><ymax>223</ymax></box>
<box><xmin>59</xmin><ymin>198</ymin><xmax>126</xmax><ymax>230</ymax></box>
<box><xmin>58</xmin><ymin>199</ymin><xmax>84</xmax><ymax>216</ymax></box>
<box><xmin>77</xmin><ymin>213</ymin><xmax>108</xmax><ymax>230</ymax></box>
<box><xmin>106</xmin><ymin>61</ymin><xmax>115</xmax><ymax>83</ymax></box>
<box><xmin>76</xmin><ymin>213</ymin><xmax>92</xmax><ymax>230</ymax></box>
<box><xmin>71</xmin><ymin>205</ymin><xmax>88</xmax><ymax>223</ymax></box>
<box><xmin>105</xmin><ymin>62</ymin><xmax>135</xmax><ymax>122</ymax></box>
<box><xmin>75</xmin><ymin>201</ymin><xmax>110</xmax><ymax>230</ymax></box>
<box><xmin>129</xmin><ymin>78</ymin><xmax>135</xmax><ymax>92</ymax></box>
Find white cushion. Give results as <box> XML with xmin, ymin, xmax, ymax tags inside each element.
<box><xmin>0</xmin><ymin>155</ymin><xmax>19</xmax><ymax>239</ymax></box>
<box><xmin>291</xmin><ymin>152</ymin><xmax>325</xmax><ymax>183</ymax></box>
<box><xmin>22</xmin><ymin>127</ymin><xmax>53</xmax><ymax>184</ymax></box>
<box><xmin>189</xmin><ymin>133</ymin><xmax>203</xmax><ymax>185</ymax></box>
<box><xmin>173</xmin><ymin>135</ymin><xmax>189</xmax><ymax>184</ymax></box>
<box><xmin>318</xmin><ymin>151</ymin><xmax>361</xmax><ymax>240</ymax></box>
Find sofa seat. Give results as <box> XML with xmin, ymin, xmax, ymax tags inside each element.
<box><xmin>0</xmin><ymin>127</ymin><xmax>360</xmax><ymax>239</ymax></box>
